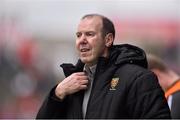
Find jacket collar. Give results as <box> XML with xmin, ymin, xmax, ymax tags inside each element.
<box><xmin>60</xmin><ymin>57</ymin><xmax>109</xmax><ymax>77</ymax></box>
<box><xmin>109</xmin><ymin>44</ymin><xmax>148</xmax><ymax>68</ymax></box>
<box><xmin>60</xmin><ymin>44</ymin><xmax>147</xmax><ymax>77</ymax></box>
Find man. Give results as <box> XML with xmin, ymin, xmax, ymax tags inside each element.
<box><xmin>36</xmin><ymin>14</ymin><xmax>171</xmax><ymax>119</ymax></box>
<box><xmin>147</xmin><ymin>54</ymin><xmax>180</xmax><ymax>118</ymax></box>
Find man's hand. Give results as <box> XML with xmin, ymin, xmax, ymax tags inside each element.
<box><xmin>55</xmin><ymin>72</ymin><xmax>88</xmax><ymax>100</ymax></box>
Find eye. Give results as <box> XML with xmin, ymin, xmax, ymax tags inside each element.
<box><xmin>76</xmin><ymin>32</ymin><xmax>81</xmax><ymax>38</ymax></box>
<box><xmin>86</xmin><ymin>32</ymin><xmax>95</xmax><ymax>37</ymax></box>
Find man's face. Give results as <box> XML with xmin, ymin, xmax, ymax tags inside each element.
<box><xmin>76</xmin><ymin>16</ymin><xmax>108</xmax><ymax>66</ymax></box>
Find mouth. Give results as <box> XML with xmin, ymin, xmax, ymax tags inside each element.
<box><xmin>80</xmin><ymin>48</ymin><xmax>90</xmax><ymax>53</ymax></box>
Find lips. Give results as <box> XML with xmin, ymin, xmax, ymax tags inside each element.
<box><xmin>80</xmin><ymin>48</ymin><xmax>90</xmax><ymax>52</ymax></box>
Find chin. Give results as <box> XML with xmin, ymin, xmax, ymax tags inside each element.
<box><xmin>80</xmin><ymin>57</ymin><xmax>91</xmax><ymax>64</ymax></box>
<box><xmin>80</xmin><ymin>58</ymin><xmax>97</xmax><ymax>66</ymax></box>
<box><xmin>80</xmin><ymin>58</ymin><xmax>89</xmax><ymax>64</ymax></box>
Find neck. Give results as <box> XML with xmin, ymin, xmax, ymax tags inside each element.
<box><xmin>165</xmin><ymin>70</ymin><xmax>180</xmax><ymax>91</ymax></box>
<box><xmin>85</xmin><ymin>50</ymin><xmax>110</xmax><ymax>67</ymax></box>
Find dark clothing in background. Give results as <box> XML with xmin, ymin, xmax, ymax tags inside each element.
<box><xmin>171</xmin><ymin>91</ymin><xmax>180</xmax><ymax>118</ymax></box>
<box><xmin>36</xmin><ymin>44</ymin><xmax>171</xmax><ymax>119</ymax></box>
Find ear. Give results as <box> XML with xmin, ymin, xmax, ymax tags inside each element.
<box><xmin>105</xmin><ymin>33</ymin><xmax>114</xmax><ymax>47</ymax></box>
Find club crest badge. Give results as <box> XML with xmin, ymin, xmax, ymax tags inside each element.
<box><xmin>110</xmin><ymin>77</ymin><xmax>119</xmax><ymax>90</ymax></box>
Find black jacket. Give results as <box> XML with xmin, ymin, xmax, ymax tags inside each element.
<box><xmin>36</xmin><ymin>44</ymin><xmax>171</xmax><ymax>119</ymax></box>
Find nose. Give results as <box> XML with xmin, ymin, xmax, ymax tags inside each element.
<box><xmin>79</xmin><ymin>34</ymin><xmax>88</xmax><ymax>44</ymax></box>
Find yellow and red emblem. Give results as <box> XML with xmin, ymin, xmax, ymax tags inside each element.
<box><xmin>110</xmin><ymin>77</ymin><xmax>119</xmax><ymax>90</ymax></box>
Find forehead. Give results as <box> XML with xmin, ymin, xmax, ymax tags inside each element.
<box><xmin>77</xmin><ymin>16</ymin><xmax>103</xmax><ymax>31</ymax></box>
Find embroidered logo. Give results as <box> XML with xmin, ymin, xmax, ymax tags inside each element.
<box><xmin>110</xmin><ymin>78</ymin><xmax>119</xmax><ymax>90</ymax></box>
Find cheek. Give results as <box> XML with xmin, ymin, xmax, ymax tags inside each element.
<box><xmin>93</xmin><ymin>40</ymin><xmax>105</xmax><ymax>52</ymax></box>
<box><xmin>75</xmin><ymin>40</ymin><xmax>80</xmax><ymax>50</ymax></box>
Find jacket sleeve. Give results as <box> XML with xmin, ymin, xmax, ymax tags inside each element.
<box><xmin>126</xmin><ymin>71</ymin><xmax>171</xmax><ymax>118</ymax></box>
<box><xmin>36</xmin><ymin>86</ymin><xmax>68</xmax><ymax>119</ymax></box>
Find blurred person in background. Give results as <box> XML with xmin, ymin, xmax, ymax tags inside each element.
<box><xmin>36</xmin><ymin>14</ymin><xmax>171</xmax><ymax>119</ymax></box>
<box><xmin>147</xmin><ymin>54</ymin><xmax>180</xmax><ymax>118</ymax></box>
<box><xmin>0</xmin><ymin>35</ymin><xmax>56</xmax><ymax>118</ymax></box>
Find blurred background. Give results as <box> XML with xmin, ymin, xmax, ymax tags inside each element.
<box><xmin>0</xmin><ymin>0</ymin><xmax>179</xmax><ymax>118</ymax></box>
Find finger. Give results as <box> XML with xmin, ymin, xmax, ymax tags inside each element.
<box><xmin>79</xmin><ymin>80</ymin><xmax>89</xmax><ymax>85</ymax></box>
<box><xmin>78</xmin><ymin>75</ymin><xmax>88</xmax><ymax>80</ymax></box>
<box><xmin>74</xmin><ymin>72</ymin><xmax>86</xmax><ymax>76</ymax></box>
<box><xmin>79</xmin><ymin>85</ymin><xmax>88</xmax><ymax>90</ymax></box>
